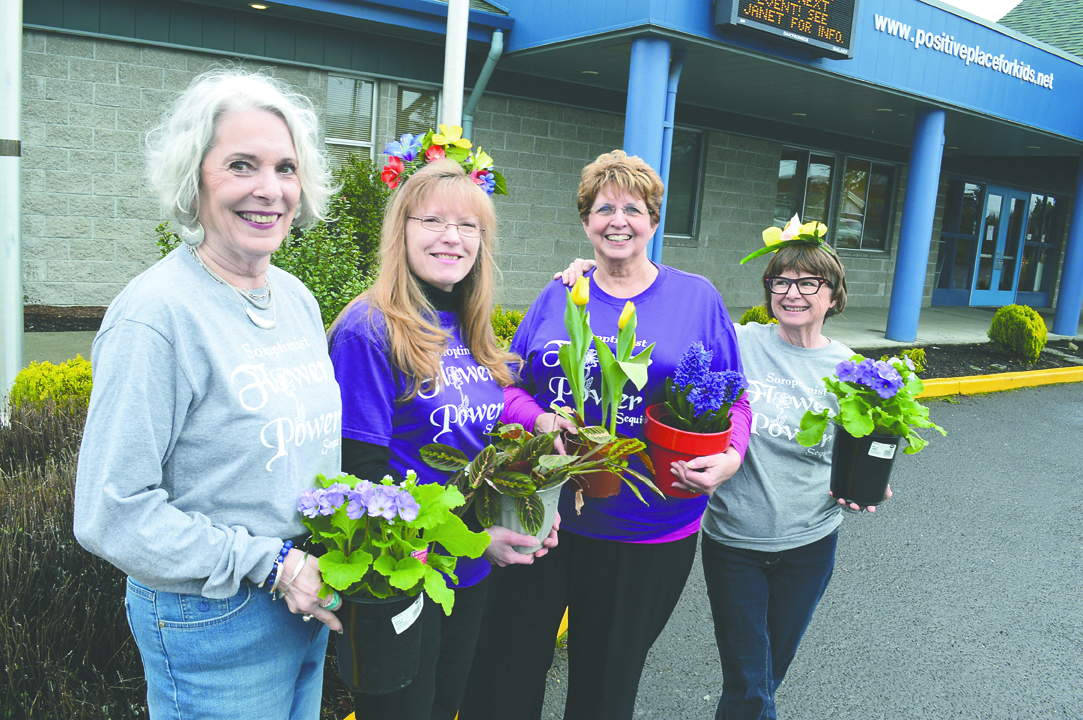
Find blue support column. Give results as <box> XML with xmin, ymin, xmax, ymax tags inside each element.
<box><xmin>885</xmin><ymin>108</ymin><xmax>946</xmax><ymax>342</ymax></box>
<box><xmin>623</xmin><ymin>38</ymin><xmax>670</xmax><ymax>260</ymax></box>
<box><xmin>652</xmin><ymin>50</ymin><xmax>686</xmax><ymax>265</ymax></box>
<box><xmin>1051</xmin><ymin>155</ymin><xmax>1083</xmax><ymax>336</ymax></box>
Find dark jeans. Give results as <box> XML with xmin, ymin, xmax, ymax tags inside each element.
<box><xmin>459</xmin><ymin>531</ymin><xmax>698</xmax><ymax>720</ymax></box>
<box><xmin>701</xmin><ymin>530</ymin><xmax>838</xmax><ymax>720</ymax></box>
<box><xmin>351</xmin><ymin>577</ymin><xmax>488</xmax><ymax>720</ymax></box>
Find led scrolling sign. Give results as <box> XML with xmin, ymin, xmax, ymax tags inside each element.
<box><xmin>714</xmin><ymin>0</ymin><xmax>859</xmax><ymax>59</ymax></box>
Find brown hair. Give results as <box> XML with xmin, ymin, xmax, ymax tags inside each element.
<box><xmin>330</xmin><ymin>159</ymin><xmax>518</xmax><ymax>398</ymax></box>
<box><xmin>762</xmin><ymin>243</ymin><xmax>848</xmax><ymax>319</ymax></box>
<box><xmin>577</xmin><ymin>150</ymin><xmax>664</xmax><ymax>224</ymax></box>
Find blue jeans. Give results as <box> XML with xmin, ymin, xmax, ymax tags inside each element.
<box><xmin>125</xmin><ymin>578</ymin><xmax>329</xmax><ymax>720</ymax></box>
<box><xmin>701</xmin><ymin>530</ymin><xmax>838</xmax><ymax>720</ymax></box>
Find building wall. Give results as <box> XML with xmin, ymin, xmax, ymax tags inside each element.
<box><xmin>20</xmin><ymin>29</ymin><xmax>324</xmax><ymax>305</ymax></box>
<box><xmin>21</xmin><ymin>28</ymin><xmax>915</xmax><ymax>312</ymax></box>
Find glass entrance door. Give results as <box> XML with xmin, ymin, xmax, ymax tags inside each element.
<box><xmin>970</xmin><ymin>186</ymin><xmax>1029</xmax><ymax>306</ymax></box>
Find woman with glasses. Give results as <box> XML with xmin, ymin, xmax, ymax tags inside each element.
<box><xmin>700</xmin><ymin>229</ymin><xmax>886</xmax><ymax>720</ymax></box>
<box><xmin>458</xmin><ymin>150</ymin><xmax>751</xmax><ymax>720</ymax></box>
<box><xmin>328</xmin><ymin>159</ymin><xmax>550</xmax><ymax>720</ymax></box>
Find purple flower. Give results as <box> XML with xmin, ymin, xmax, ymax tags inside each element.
<box><xmin>867</xmin><ymin>361</ymin><xmax>904</xmax><ymax>399</ymax></box>
<box><xmin>297</xmin><ymin>488</ymin><xmax>322</xmax><ymax>518</ymax></box>
<box><xmin>345</xmin><ymin>480</ymin><xmax>375</xmax><ymax>520</ymax></box>
<box><xmin>395</xmin><ymin>491</ymin><xmax>420</xmax><ymax>522</ymax></box>
<box><xmin>674</xmin><ymin>342</ymin><xmax>712</xmax><ymax>389</ymax></box>
<box><xmin>720</xmin><ymin>370</ymin><xmax>746</xmax><ymax>404</ymax></box>
<box><xmin>384</xmin><ymin>133</ymin><xmax>423</xmax><ymax>162</ymax></box>
<box><xmin>689</xmin><ymin>372</ymin><xmax>725</xmax><ymax>413</ymax></box>
<box><xmin>366</xmin><ymin>485</ymin><xmax>400</xmax><ymax>522</ymax></box>
<box><xmin>318</xmin><ymin>483</ymin><xmax>350</xmax><ymax>515</ymax></box>
<box><xmin>837</xmin><ymin>358</ymin><xmax>903</xmax><ymax>399</ymax></box>
<box><xmin>836</xmin><ymin>360</ymin><xmax>861</xmax><ymax>383</ymax></box>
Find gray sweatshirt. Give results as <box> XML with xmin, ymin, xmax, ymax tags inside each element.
<box><xmin>702</xmin><ymin>322</ymin><xmax>852</xmax><ymax>552</ymax></box>
<box><xmin>74</xmin><ymin>247</ymin><xmax>341</xmax><ymax>598</ymax></box>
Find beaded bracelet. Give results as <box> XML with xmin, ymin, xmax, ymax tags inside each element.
<box><xmin>261</xmin><ymin>540</ymin><xmax>294</xmax><ymax>595</ymax></box>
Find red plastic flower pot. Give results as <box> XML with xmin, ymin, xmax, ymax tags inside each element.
<box><xmin>643</xmin><ymin>403</ymin><xmax>732</xmax><ymax>499</ymax></box>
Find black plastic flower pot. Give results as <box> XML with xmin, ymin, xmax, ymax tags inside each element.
<box><xmin>337</xmin><ymin>592</ymin><xmax>424</xmax><ymax>694</ymax></box>
<box><xmin>829</xmin><ymin>424</ymin><xmax>901</xmax><ymax>507</ymax></box>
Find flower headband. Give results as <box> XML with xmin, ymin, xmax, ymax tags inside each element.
<box><xmin>739</xmin><ymin>214</ymin><xmax>833</xmax><ymax>264</ymax></box>
<box><xmin>380</xmin><ymin>124</ymin><xmax>508</xmax><ymax>196</ymax></box>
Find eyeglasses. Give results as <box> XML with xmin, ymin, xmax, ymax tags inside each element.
<box><xmin>764</xmin><ymin>276</ymin><xmax>832</xmax><ymax>295</ymax></box>
<box><xmin>407</xmin><ymin>216</ymin><xmax>483</xmax><ymax>239</ymax></box>
<box><xmin>591</xmin><ymin>204</ymin><xmax>647</xmax><ymax>219</ymax></box>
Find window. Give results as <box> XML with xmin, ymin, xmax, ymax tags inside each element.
<box><xmin>935</xmin><ymin>181</ymin><xmax>983</xmax><ymax>293</ymax></box>
<box><xmin>774</xmin><ymin>149</ymin><xmax>835</xmax><ymax>228</ymax></box>
<box><xmin>838</xmin><ymin>159</ymin><xmax>894</xmax><ymax>251</ymax></box>
<box><xmin>1018</xmin><ymin>193</ymin><xmax>1064</xmax><ymax>303</ymax></box>
<box><xmin>664</xmin><ymin>129</ymin><xmax>703</xmax><ymax>238</ymax></box>
<box><xmin>396</xmin><ymin>85</ymin><xmax>439</xmax><ymax>138</ymax></box>
<box><xmin>774</xmin><ymin>147</ymin><xmax>895</xmax><ymax>251</ymax></box>
<box><xmin>325</xmin><ymin>75</ymin><xmax>375</xmax><ymax>167</ymax></box>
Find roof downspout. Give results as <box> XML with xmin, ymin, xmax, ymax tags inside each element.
<box><xmin>441</xmin><ymin>0</ymin><xmax>470</xmax><ymax>126</ymax></box>
<box><xmin>652</xmin><ymin>50</ymin><xmax>686</xmax><ymax>265</ymax></box>
<box><xmin>463</xmin><ymin>29</ymin><xmax>504</xmax><ymax>141</ymax></box>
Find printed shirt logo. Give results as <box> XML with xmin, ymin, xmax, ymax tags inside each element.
<box><xmin>419</xmin><ymin>344</ymin><xmax>503</xmax><ymax>443</ymax></box>
<box><xmin>229</xmin><ymin>336</ymin><xmax>342</xmax><ymax>471</ymax></box>
<box><xmin>746</xmin><ymin>374</ymin><xmax>833</xmax><ymax>458</ymax></box>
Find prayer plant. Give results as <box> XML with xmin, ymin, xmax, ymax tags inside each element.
<box><xmin>420</xmin><ymin>422</ymin><xmax>663</xmax><ymax>531</ymax></box>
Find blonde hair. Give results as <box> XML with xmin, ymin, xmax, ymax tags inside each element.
<box><xmin>331</xmin><ymin>160</ymin><xmax>518</xmax><ymax>398</ymax></box>
<box><xmin>577</xmin><ymin>150</ymin><xmax>665</xmax><ymax>224</ymax></box>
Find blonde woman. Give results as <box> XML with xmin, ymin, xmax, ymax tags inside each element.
<box><xmin>328</xmin><ymin>159</ymin><xmax>554</xmax><ymax>720</ymax></box>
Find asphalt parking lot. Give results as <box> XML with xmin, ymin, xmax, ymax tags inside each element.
<box><xmin>543</xmin><ymin>383</ymin><xmax>1083</xmax><ymax>719</ymax></box>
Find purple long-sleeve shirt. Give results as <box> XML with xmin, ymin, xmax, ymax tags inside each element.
<box><xmin>509</xmin><ymin>265</ymin><xmax>751</xmax><ymax>542</ymax></box>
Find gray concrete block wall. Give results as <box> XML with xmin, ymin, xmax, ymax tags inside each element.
<box><xmin>471</xmin><ymin>95</ymin><xmax>624</xmax><ymax>307</ymax></box>
<box><xmin>21</xmin><ymin>30</ymin><xmax>326</xmax><ymax>306</ymax></box>
<box><xmin>22</xmin><ymin>28</ymin><xmax>917</xmax><ymax>315</ymax></box>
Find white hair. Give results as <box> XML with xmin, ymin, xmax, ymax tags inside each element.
<box><xmin>145</xmin><ymin>67</ymin><xmax>334</xmax><ymax>229</ymax></box>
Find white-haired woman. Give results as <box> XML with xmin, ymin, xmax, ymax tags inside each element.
<box><xmin>75</xmin><ymin>68</ymin><xmax>342</xmax><ymax>719</ymax></box>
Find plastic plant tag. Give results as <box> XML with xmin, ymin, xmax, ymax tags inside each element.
<box><xmin>392</xmin><ymin>594</ymin><xmax>424</xmax><ymax>635</ymax></box>
<box><xmin>867</xmin><ymin>441</ymin><xmax>898</xmax><ymax>460</ymax></box>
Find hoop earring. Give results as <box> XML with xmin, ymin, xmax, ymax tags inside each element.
<box><xmin>180</xmin><ymin>222</ymin><xmax>205</xmax><ymax>247</ymax></box>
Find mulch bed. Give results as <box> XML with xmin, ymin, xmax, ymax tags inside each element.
<box><xmin>859</xmin><ymin>339</ymin><xmax>1083</xmax><ymax>379</ymax></box>
<box><xmin>23</xmin><ymin>305</ymin><xmax>107</xmax><ymax>332</ymax></box>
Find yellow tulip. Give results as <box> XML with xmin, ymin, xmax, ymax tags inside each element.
<box><xmin>618</xmin><ymin>301</ymin><xmax>635</xmax><ymax>330</ymax></box>
<box><xmin>799</xmin><ymin>220</ymin><xmax>827</xmax><ymax>238</ymax></box>
<box><xmin>570</xmin><ymin>277</ymin><xmax>590</xmax><ymax>306</ymax></box>
<box><xmin>762</xmin><ymin>226</ymin><xmax>783</xmax><ymax>246</ymax></box>
<box><xmin>432</xmin><ymin>124</ymin><xmax>472</xmax><ymax>149</ymax></box>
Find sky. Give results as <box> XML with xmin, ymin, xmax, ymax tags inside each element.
<box><xmin>935</xmin><ymin>0</ymin><xmax>1024</xmax><ymax>22</ymax></box>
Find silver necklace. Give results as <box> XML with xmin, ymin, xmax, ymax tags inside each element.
<box><xmin>187</xmin><ymin>245</ymin><xmax>277</xmax><ymax>330</ymax></box>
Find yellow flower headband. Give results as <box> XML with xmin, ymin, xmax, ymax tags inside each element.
<box><xmin>740</xmin><ymin>214</ymin><xmax>832</xmax><ymax>264</ymax></box>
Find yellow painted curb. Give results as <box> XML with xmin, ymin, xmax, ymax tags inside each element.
<box><xmin>918</xmin><ymin>366</ymin><xmax>1083</xmax><ymax>397</ymax></box>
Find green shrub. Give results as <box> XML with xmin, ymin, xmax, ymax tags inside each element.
<box><xmin>273</xmin><ymin>220</ymin><xmax>374</xmax><ymax>329</ymax></box>
<box><xmin>880</xmin><ymin>348</ymin><xmax>927</xmax><ymax>374</ymax></box>
<box><xmin>9</xmin><ymin>356</ymin><xmax>92</xmax><ymax>413</ymax></box>
<box><xmin>333</xmin><ymin>154</ymin><xmax>391</xmax><ymax>271</ymax></box>
<box><xmin>491</xmin><ymin>304</ymin><xmax>525</xmax><ymax>349</ymax></box>
<box><xmin>740</xmin><ymin>305</ymin><xmax>777</xmax><ymax>325</ymax></box>
<box><xmin>988</xmin><ymin>304</ymin><xmax>1047</xmax><ymax>363</ymax></box>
